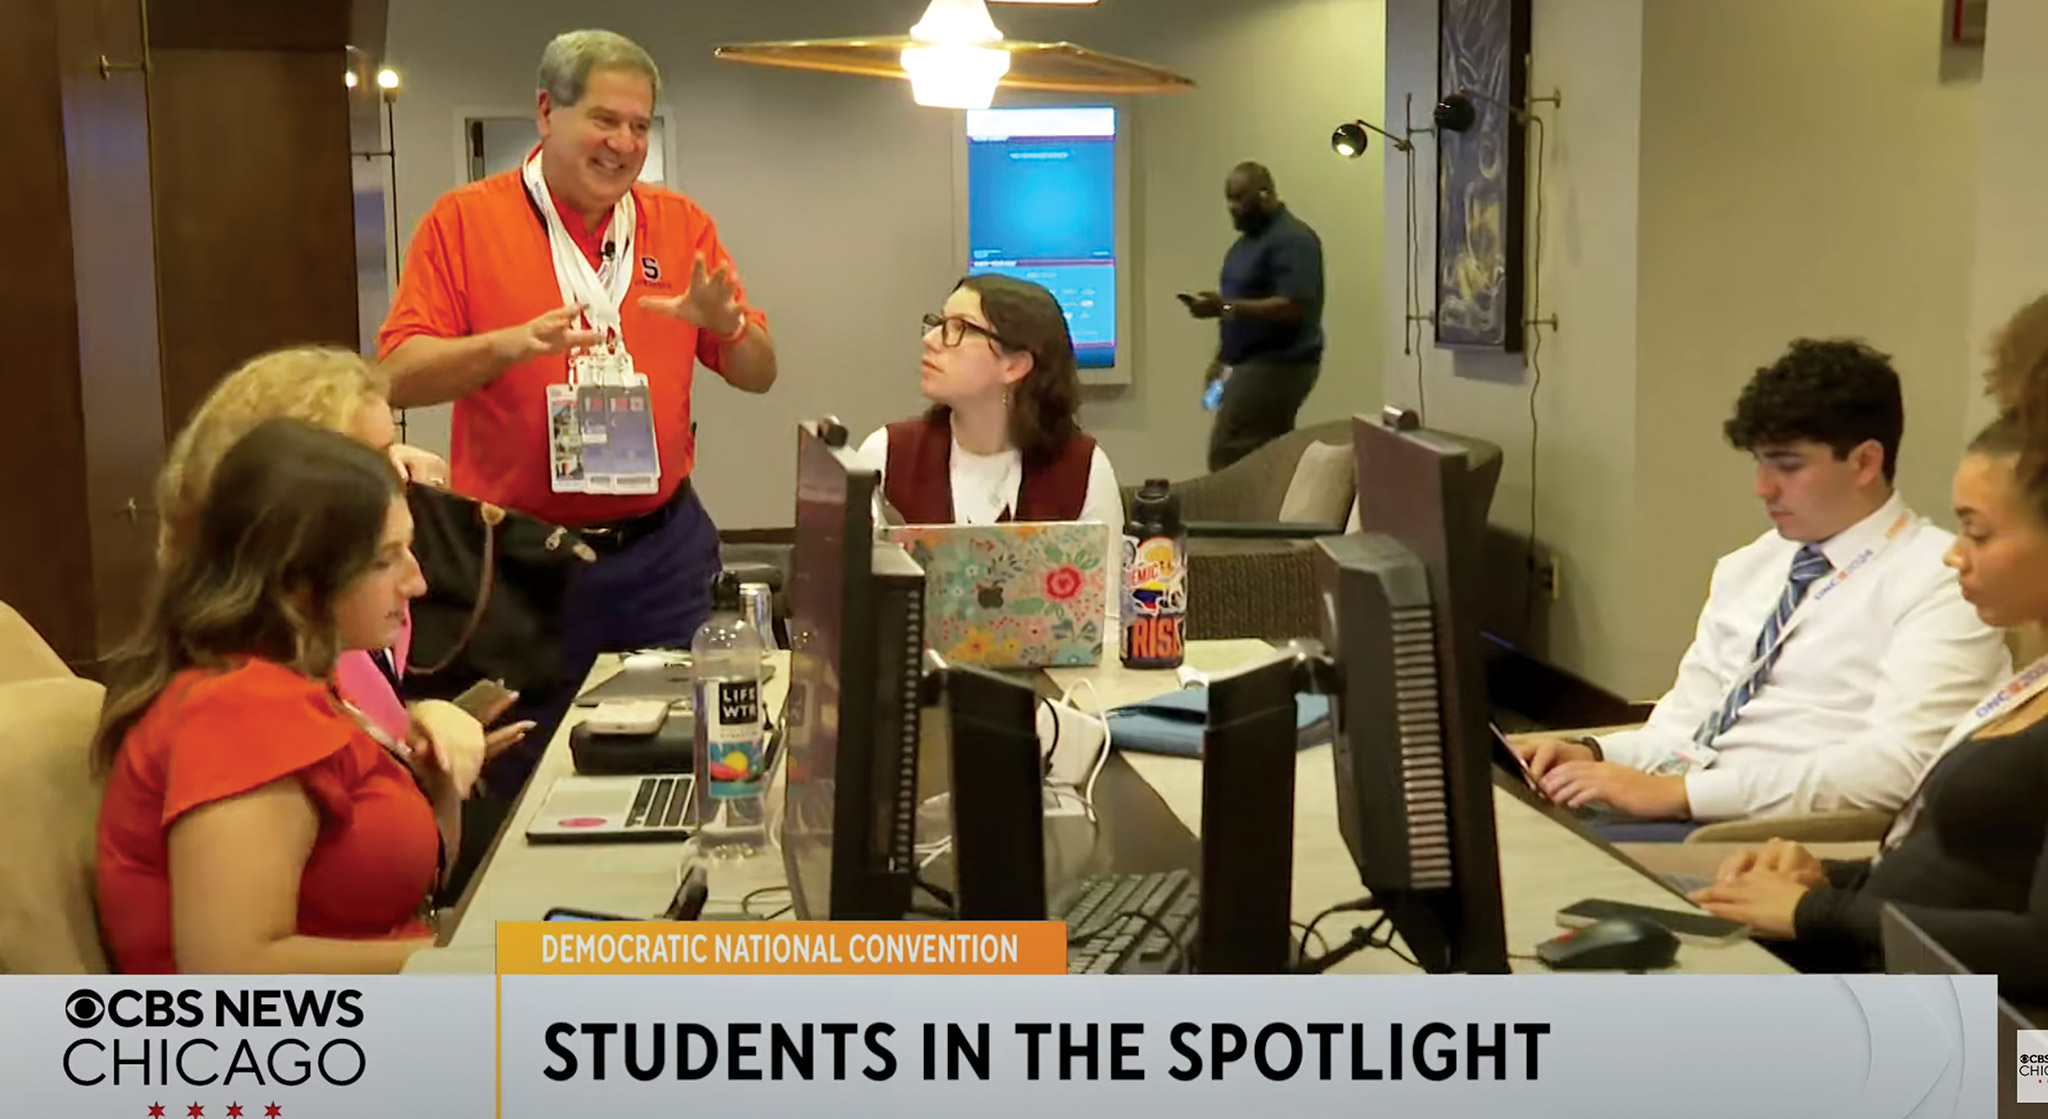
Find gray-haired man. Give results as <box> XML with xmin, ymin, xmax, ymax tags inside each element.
<box><xmin>378</xmin><ymin>29</ymin><xmax>777</xmax><ymax>816</ymax></box>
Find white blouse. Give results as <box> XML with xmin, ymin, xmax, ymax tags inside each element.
<box><xmin>856</xmin><ymin>426</ymin><xmax>1125</xmax><ymax>622</ymax></box>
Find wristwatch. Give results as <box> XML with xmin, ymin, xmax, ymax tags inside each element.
<box><xmin>1572</xmin><ymin>735</ymin><xmax>1605</xmax><ymax>761</ymax></box>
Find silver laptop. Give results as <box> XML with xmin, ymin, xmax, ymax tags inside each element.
<box><xmin>524</xmin><ymin>773</ymin><xmax>695</xmax><ymax>844</ymax></box>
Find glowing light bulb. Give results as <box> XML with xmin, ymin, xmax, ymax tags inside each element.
<box><xmin>900</xmin><ymin>0</ymin><xmax>1009</xmax><ymax>110</ymax></box>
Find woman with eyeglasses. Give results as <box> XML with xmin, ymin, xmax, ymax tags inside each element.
<box><xmin>856</xmin><ymin>274</ymin><xmax>1123</xmax><ymax>531</ymax></box>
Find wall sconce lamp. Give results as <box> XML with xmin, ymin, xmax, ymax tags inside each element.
<box><xmin>1330</xmin><ymin>119</ymin><xmax>1413</xmax><ymax>157</ymax></box>
<box><xmin>1433</xmin><ymin>85</ymin><xmax>1560</xmax><ymax>132</ymax></box>
<box><xmin>1328</xmin><ymin>96</ymin><xmax>1440</xmax><ymax>418</ymax></box>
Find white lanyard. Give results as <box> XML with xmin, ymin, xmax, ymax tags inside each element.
<box><xmin>520</xmin><ymin>150</ymin><xmax>636</xmax><ymax>382</ymax></box>
<box><xmin>1880</xmin><ymin>655</ymin><xmax>2048</xmax><ymax>851</ymax></box>
<box><xmin>1725</xmin><ymin>511</ymin><xmax>1915</xmax><ymax>692</ymax></box>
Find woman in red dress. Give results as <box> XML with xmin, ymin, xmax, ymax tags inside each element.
<box><xmin>96</xmin><ymin>418</ymin><xmax>464</xmax><ymax>973</ymax></box>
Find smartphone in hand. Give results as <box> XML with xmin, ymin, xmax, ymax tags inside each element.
<box><xmin>1489</xmin><ymin>723</ymin><xmax>1551</xmax><ymax>802</ymax></box>
<box><xmin>451</xmin><ymin>678</ymin><xmax>518</xmax><ymax>724</ymax></box>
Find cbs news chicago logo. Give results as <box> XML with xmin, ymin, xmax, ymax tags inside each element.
<box><xmin>62</xmin><ymin>986</ymin><xmax>369</xmax><ymax>1095</ymax></box>
<box><xmin>2019</xmin><ymin>1030</ymin><xmax>2048</xmax><ymax>1103</ymax></box>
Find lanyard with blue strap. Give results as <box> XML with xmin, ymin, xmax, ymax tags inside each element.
<box><xmin>1658</xmin><ymin>511</ymin><xmax>1915</xmax><ymax>773</ymax></box>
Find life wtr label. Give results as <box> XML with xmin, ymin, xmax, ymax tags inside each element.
<box><xmin>704</xmin><ymin>679</ymin><xmax>762</xmax><ymax>798</ymax></box>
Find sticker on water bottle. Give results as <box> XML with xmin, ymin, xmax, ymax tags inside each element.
<box><xmin>703</xmin><ymin>678</ymin><xmax>763</xmax><ymax>799</ymax></box>
<box><xmin>1121</xmin><ymin>534</ymin><xmax>1186</xmax><ymax>667</ymax></box>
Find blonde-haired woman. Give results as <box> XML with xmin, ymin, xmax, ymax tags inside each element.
<box><xmin>160</xmin><ymin>347</ymin><xmax>444</xmax><ymax>557</ymax></box>
<box><xmin>158</xmin><ymin>346</ymin><xmax>528</xmax><ymax>783</ymax></box>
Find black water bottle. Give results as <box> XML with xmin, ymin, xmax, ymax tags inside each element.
<box><xmin>1120</xmin><ymin>478</ymin><xmax>1187</xmax><ymax>669</ymax></box>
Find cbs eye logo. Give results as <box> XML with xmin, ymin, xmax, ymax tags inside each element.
<box><xmin>65</xmin><ymin>990</ymin><xmax>105</xmax><ymax>1028</ymax></box>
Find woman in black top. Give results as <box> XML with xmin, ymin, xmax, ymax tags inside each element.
<box><xmin>1689</xmin><ymin>409</ymin><xmax>2048</xmax><ymax>996</ymax></box>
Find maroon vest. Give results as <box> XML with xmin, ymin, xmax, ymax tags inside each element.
<box><xmin>882</xmin><ymin>415</ymin><xmax>1097</xmax><ymax>525</ymax></box>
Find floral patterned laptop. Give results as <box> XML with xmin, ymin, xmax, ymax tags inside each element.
<box><xmin>881</xmin><ymin>521</ymin><xmax>1112</xmax><ymax>668</ymax></box>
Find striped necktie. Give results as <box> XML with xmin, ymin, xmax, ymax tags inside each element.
<box><xmin>1654</xmin><ymin>543</ymin><xmax>1833</xmax><ymax>775</ymax></box>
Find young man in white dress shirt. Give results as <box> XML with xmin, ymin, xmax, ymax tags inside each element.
<box><xmin>1513</xmin><ymin>339</ymin><xmax>2010</xmax><ymax>841</ymax></box>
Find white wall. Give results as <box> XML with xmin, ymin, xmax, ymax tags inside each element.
<box><xmin>1383</xmin><ymin>0</ymin><xmax>1983</xmax><ymax>700</ymax></box>
<box><xmin>383</xmin><ymin>0</ymin><xmax>1386</xmax><ymax>526</ymax></box>
<box><xmin>1960</xmin><ymin>0</ymin><xmax>2048</xmax><ymax>438</ymax></box>
<box><xmin>1631</xmin><ymin>0</ymin><xmax>1983</xmax><ymax>686</ymax></box>
<box><xmin>1383</xmin><ymin>0</ymin><xmax>1649</xmax><ymax>693</ymax></box>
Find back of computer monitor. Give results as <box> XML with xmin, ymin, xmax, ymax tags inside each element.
<box><xmin>1881</xmin><ymin>902</ymin><xmax>1972</xmax><ymax>977</ymax></box>
<box><xmin>1315</xmin><ymin>411</ymin><xmax>1508</xmax><ymax>974</ymax></box>
<box><xmin>783</xmin><ymin>420</ymin><xmax>923</xmax><ymax>921</ymax></box>
<box><xmin>1198</xmin><ymin>650</ymin><xmax>1302</xmax><ymax>973</ymax></box>
<box><xmin>940</xmin><ymin>660</ymin><xmax>1046</xmax><ymax>920</ymax></box>
<box><xmin>1882</xmin><ymin>903</ymin><xmax>2037</xmax><ymax>1114</ymax></box>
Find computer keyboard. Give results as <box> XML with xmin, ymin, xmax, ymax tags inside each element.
<box><xmin>627</xmin><ymin>776</ymin><xmax>691</xmax><ymax>830</ymax></box>
<box><xmin>1054</xmin><ymin>868</ymin><xmax>1198</xmax><ymax>974</ymax></box>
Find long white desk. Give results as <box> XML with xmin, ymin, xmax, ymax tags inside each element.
<box><xmin>1046</xmin><ymin>641</ymin><xmax>1790</xmax><ymax>975</ymax></box>
<box><xmin>413</xmin><ymin>653</ymin><xmax>795</xmax><ymax>973</ymax></box>
<box><xmin>409</xmin><ymin>640</ymin><xmax>1790</xmax><ymax>975</ymax></box>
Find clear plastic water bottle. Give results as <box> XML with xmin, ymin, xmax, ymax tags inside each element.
<box><xmin>692</xmin><ymin>571</ymin><xmax>770</xmax><ymax>858</ymax></box>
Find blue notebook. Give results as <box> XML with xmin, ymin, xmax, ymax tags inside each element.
<box><xmin>1105</xmin><ymin>686</ymin><xmax>1333</xmax><ymax>758</ymax></box>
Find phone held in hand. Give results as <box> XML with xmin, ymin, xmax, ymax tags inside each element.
<box><xmin>1489</xmin><ymin>723</ymin><xmax>1551</xmax><ymax>802</ymax></box>
<box><xmin>451</xmin><ymin>678</ymin><xmax>516</xmax><ymax>722</ymax></box>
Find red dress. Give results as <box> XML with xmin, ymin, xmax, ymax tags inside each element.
<box><xmin>95</xmin><ymin>659</ymin><xmax>441</xmax><ymax>974</ymax></box>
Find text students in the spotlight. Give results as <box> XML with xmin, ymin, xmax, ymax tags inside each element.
<box><xmin>376</xmin><ymin>29</ymin><xmax>777</xmax><ymax>804</ymax></box>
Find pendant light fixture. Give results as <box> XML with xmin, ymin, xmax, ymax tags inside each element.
<box><xmin>713</xmin><ymin>0</ymin><xmax>1193</xmax><ymax>109</ymax></box>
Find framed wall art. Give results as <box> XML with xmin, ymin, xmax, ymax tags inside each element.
<box><xmin>1435</xmin><ymin>0</ymin><xmax>1530</xmax><ymax>352</ymax></box>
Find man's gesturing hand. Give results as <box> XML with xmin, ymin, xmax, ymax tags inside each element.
<box><xmin>493</xmin><ymin>303</ymin><xmax>602</xmax><ymax>364</ymax></box>
<box><xmin>641</xmin><ymin>254</ymin><xmax>744</xmax><ymax>337</ymax></box>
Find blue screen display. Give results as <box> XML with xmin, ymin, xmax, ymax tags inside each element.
<box><xmin>966</xmin><ymin>107</ymin><xmax>1117</xmax><ymax>369</ymax></box>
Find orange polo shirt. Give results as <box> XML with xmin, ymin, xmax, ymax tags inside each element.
<box><xmin>377</xmin><ymin>167</ymin><xmax>766</xmax><ymax>527</ymax></box>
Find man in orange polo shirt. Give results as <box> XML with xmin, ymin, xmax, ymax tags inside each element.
<box><xmin>378</xmin><ymin>29</ymin><xmax>776</xmax><ymax>803</ymax></box>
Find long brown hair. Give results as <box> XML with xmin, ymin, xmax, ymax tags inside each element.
<box><xmin>927</xmin><ymin>273</ymin><xmax>1083</xmax><ymax>465</ymax></box>
<box><xmin>94</xmin><ymin>419</ymin><xmax>402</xmax><ymax>771</ymax></box>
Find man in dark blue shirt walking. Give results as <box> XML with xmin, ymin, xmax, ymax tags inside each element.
<box><xmin>1184</xmin><ymin>162</ymin><xmax>1325</xmax><ymax>471</ymax></box>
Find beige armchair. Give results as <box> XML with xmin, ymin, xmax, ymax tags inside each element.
<box><xmin>0</xmin><ymin>603</ymin><xmax>74</xmax><ymax>685</ymax></box>
<box><xmin>1120</xmin><ymin>420</ymin><xmax>1356</xmax><ymax>642</ymax></box>
<box><xmin>0</xmin><ymin>602</ymin><xmax>109</xmax><ymax>973</ymax></box>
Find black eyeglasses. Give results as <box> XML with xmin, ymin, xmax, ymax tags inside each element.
<box><xmin>922</xmin><ymin>311</ymin><xmax>1013</xmax><ymax>351</ymax></box>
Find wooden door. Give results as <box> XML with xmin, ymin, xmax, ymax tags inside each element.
<box><xmin>0</xmin><ymin>0</ymin><xmax>98</xmax><ymax>663</ymax></box>
<box><xmin>61</xmin><ymin>0</ymin><xmax>167</xmax><ymax>657</ymax></box>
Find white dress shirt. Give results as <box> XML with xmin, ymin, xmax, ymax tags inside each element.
<box><xmin>1596</xmin><ymin>492</ymin><xmax>2010</xmax><ymax>820</ymax></box>
<box><xmin>856</xmin><ymin>426</ymin><xmax>1125</xmax><ymax>621</ymax></box>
